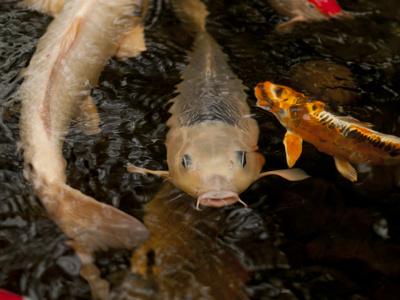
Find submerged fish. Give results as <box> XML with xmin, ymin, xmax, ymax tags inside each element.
<box><xmin>128</xmin><ymin>0</ymin><xmax>309</xmax><ymax>209</ymax></box>
<box><xmin>17</xmin><ymin>0</ymin><xmax>149</xmax><ymax>298</ymax></box>
<box><xmin>110</xmin><ymin>183</ymin><xmax>250</xmax><ymax>300</ymax></box>
<box><xmin>255</xmin><ymin>81</ymin><xmax>400</xmax><ymax>182</ymax></box>
<box><xmin>269</xmin><ymin>0</ymin><xmax>353</xmax><ymax>32</ymax></box>
<box><xmin>0</xmin><ymin>289</ymin><xmax>30</xmax><ymax>300</ymax></box>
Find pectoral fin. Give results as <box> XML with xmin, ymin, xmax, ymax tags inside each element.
<box><xmin>334</xmin><ymin>157</ymin><xmax>357</xmax><ymax>182</ymax></box>
<box><xmin>76</xmin><ymin>95</ymin><xmax>101</xmax><ymax>135</ymax></box>
<box><xmin>259</xmin><ymin>168</ymin><xmax>310</xmax><ymax>181</ymax></box>
<box><xmin>116</xmin><ymin>25</ymin><xmax>147</xmax><ymax>59</ymax></box>
<box><xmin>283</xmin><ymin>131</ymin><xmax>303</xmax><ymax>168</ymax></box>
<box><xmin>127</xmin><ymin>163</ymin><xmax>170</xmax><ymax>179</ymax></box>
<box><xmin>276</xmin><ymin>15</ymin><xmax>305</xmax><ymax>32</ymax></box>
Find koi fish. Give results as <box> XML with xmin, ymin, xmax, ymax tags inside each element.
<box><xmin>17</xmin><ymin>0</ymin><xmax>149</xmax><ymax>298</ymax></box>
<box><xmin>110</xmin><ymin>183</ymin><xmax>249</xmax><ymax>299</ymax></box>
<box><xmin>269</xmin><ymin>0</ymin><xmax>353</xmax><ymax>32</ymax></box>
<box><xmin>255</xmin><ymin>81</ymin><xmax>400</xmax><ymax>182</ymax></box>
<box><xmin>128</xmin><ymin>0</ymin><xmax>309</xmax><ymax>209</ymax></box>
<box><xmin>0</xmin><ymin>289</ymin><xmax>30</xmax><ymax>300</ymax></box>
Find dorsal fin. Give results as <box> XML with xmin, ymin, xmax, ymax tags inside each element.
<box><xmin>336</xmin><ymin>115</ymin><xmax>374</xmax><ymax>129</ymax></box>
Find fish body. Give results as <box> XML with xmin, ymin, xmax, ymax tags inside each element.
<box><xmin>0</xmin><ymin>289</ymin><xmax>30</xmax><ymax>300</ymax></box>
<box><xmin>17</xmin><ymin>0</ymin><xmax>149</xmax><ymax>298</ymax></box>
<box><xmin>128</xmin><ymin>2</ymin><xmax>309</xmax><ymax>208</ymax></box>
<box><xmin>269</xmin><ymin>0</ymin><xmax>353</xmax><ymax>32</ymax></box>
<box><xmin>110</xmin><ymin>183</ymin><xmax>249</xmax><ymax>300</ymax></box>
<box><xmin>255</xmin><ymin>81</ymin><xmax>400</xmax><ymax>182</ymax></box>
<box><xmin>164</xmin><ymin>30</ymin><xmax>264</xmax><ymax>208</ymax></box>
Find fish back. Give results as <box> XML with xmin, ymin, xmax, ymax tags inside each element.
<box><xmin>167</xmin><ymin>31</ymin><xmax>254</xmax><ymax>134</ymax></box>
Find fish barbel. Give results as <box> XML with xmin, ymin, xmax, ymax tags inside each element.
<box><xmin>128</xmin><ymin>0</ymin><xmax>309</xmax><ymax>209</ymax></box>
<box><xmin>269</xmin><ymin>0</ymin><xmax>353</xmax><ymax>32</ymax></box>
<box><xmin>255</xmin><ymin>81</ymin><xmax>400</xmax><ymax>182</ymax></box>
<box><xmin>17</xmin><ymin>0</ymin><xmax>149</xmax><ymax>298</ymax></box>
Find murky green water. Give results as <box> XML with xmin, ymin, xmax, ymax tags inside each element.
<box><xmin>1</xmin><ymin>0</ymin><xmax>400</xmax><ymax>299</ymax></box>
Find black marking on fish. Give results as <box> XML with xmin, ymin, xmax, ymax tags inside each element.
<box><xmin>319</xmin><ymin>114</ymin><xmax>330</xmax><ymax>123</ymax></box>
<box><xmin>384</xmin><ymin>143</ymin><xmax>393</xmax><ymax>152</ymax></box>
<box><xmin>390</xmin><ymin>148</ymin><xmax>400</xmax><ymax>157</ymax></box>
<box><xmin>377</xmin><ymin>141</ymin><xmax>387</xmax><ymax>149</ymax></box>
<box><xmin>259</xmin><ymin>83</ymin><xmax>274</xmax><ymax>106</ymax></box>
<box><xmin>328</xmin><ymin>122</ymin><xmax>336</xmax><ymax>130</ymax></box>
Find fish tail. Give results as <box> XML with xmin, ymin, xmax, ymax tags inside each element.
<box><xmin>38</xmin><ymin>183</ymin><xmax>149</xmax><ymax>300</ymax></box>
<box><xmin>42</xmin><ymin>183</ymin><xmax>149</xmax><ymax>251</ymax></box>
<box><xmin>171</xmin><ymin>0</ymin><xmax>209</xmax><ymax>34</ymax></box>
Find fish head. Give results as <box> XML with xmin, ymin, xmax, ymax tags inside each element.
<box><xmin>255</xmin><ymin>81</ymin><xmax>307</xmax><ymax>127</ymax></box>
<box><xmin>166</xmin><ymin>123</ymin><xmax>264</xmax><ymax>208</ymax></box>
<box><xmin>302</xmin><ymin>0</ymin><xmax>352</xmax><ymax>20</ymax></box>
<box><xmin>255</xmin><ymin>81</ymin><xmax>300</xmax><ymax>112</ymax></box>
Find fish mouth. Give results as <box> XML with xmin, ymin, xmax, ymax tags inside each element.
<box><xmin>197</xmin><ymin>191</ymin><xmax>240</xmax><ymax>208</ymax></box>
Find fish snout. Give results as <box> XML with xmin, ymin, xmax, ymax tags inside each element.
<box><xmin>198</xmin><ymin>190</ymin><xmax>240</xmax><ymax>208</ymax></box>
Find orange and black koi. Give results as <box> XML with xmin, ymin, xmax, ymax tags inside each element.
<box><xmin>255</xmin><ymin>81</ymin><xmax>400</xmax><ymax>182</ymax></box>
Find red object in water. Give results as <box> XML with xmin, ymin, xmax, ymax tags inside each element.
<box><xmin>0</xmin><ymin>289</ymin><xmax>28</xmax><ymax>300</ymax></box>
<box><xmin>307</xmin><ymin>0</ymin><xmax>343</xmax><ymax>16</ymax></box>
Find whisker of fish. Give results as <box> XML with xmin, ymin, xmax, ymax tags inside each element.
<box><xmin>237</xmin><ymin>198</ymin><xmax>248</xmax><ymax>209</ymax></box>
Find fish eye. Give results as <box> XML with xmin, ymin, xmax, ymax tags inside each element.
<box><xmin>308</xmin><ymin>2</ymin><xmax>316</xmax><ymax>9</ymax></box>
<box><xmin>182</xmin><ymin>154</ymin><xmax>192</xmax><ymax>168</ymax></box>
<box><xmin>236</xmin><ymin>151</ymin><xmax>247</xmax><ymax>167</ymax></box>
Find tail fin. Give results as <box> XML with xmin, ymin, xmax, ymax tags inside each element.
<box><xmin>44</xmin><ymin>183</ymin><xmax>149</xmax><ymax>251</ymax></box>
<box><xmin>38</xmin><ymin>183</ymin><xmax>149</xmax><ymax>300</ymax></box>
<box><xmin>171</xmin><ymin>0</ymin><xmax>208</xmax><ymax>33</ymax></box>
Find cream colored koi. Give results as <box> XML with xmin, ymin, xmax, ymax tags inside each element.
<box><xmin>17</xmin><ymin>0</ymin><xmax>149</xmax><ymax>299</ymax></box>
<box><xmin>128</xmin><ymin>0</ymin><xmax>309</xmax><ymax>209</ymax></box>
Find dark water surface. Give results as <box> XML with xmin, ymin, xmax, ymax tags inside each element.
<box><xmin>1</xmin><ymin>0</ymin><xmax>400</xmax><ymax>299</ymax></box>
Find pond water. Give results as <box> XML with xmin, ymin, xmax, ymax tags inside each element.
<box><xmin>1</xmin><ymin>0</ymin><xmax>400</xmax><ymax>299</ymax></box>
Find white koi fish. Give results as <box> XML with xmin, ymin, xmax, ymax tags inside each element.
<box><xmin>269</xmin><ymin>0</ymin><xmax>353</xmax><ymax>32</ymax></box>
<box><xmin>17</xmin><ymin>0</ymin><xmax>149</xmax><ymax>299</ymax></box>
<box><xmin>128</xmin><ymin>0</ymin><xmax>309</xmax><ymax>209</ymax></box>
